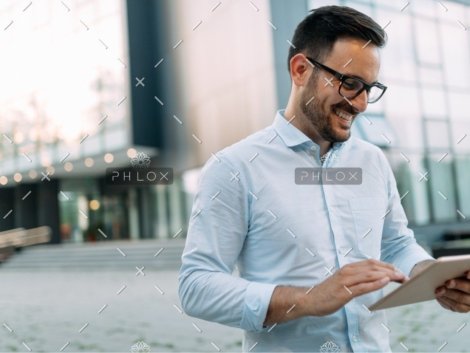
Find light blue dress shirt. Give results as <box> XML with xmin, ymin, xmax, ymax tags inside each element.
<box><xmin>178</xmin><ymin>111</ymin><xmax>433</xmax><ymax>352</ymax></box>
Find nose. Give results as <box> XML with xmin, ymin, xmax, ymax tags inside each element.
<box><xmin>350</xmin><ymin>89</ymin><xmax>368</xmax><ymax>113</ymax></box>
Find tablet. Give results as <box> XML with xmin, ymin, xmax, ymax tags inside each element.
<box><xmin>369</xmin><ymin>254</ymin><xmax>470</xmax><ymax>311</ymax></box>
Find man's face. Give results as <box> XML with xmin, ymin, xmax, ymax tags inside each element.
<box><xmin>300</xmin><ymin>38</ymin><xmax>381</xmax><ymax>143</ymax></box>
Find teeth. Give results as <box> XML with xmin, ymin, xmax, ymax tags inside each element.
<box><xmin>335</xmin><ymin>109</ymin><xmax>353</xmax><ymax>121</ymax></box>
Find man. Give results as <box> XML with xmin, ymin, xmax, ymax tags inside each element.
<box><xmin>178</xmin><ymin>6</ymin><xmax>470</xmax><ymax>352</ymax></box>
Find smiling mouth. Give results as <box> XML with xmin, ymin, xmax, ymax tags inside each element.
<box><xmin>334</xmin><ymin>108</ymin><xmax>354</xmax><ymax>124</ymax></box>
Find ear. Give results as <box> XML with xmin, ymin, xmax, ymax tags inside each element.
<box><xmin>289</xmin><ymin>53</ymin><xmax>312</xmax><ymax>87</ymax></box>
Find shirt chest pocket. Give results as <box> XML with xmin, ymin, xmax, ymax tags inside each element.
<box><xmin>349</xmin><ymin>197</ymin><xmax>387</xmax><ymax>259</ymax></box>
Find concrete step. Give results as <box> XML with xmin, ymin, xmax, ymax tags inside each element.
<box><xmin>7</xmin><ymin>247</ymin><xmax>183</xmax><ymax>259</ymax></box>
<box><xmin>0</xmin><ymin>239</ymin><xmax>186</xmax><ymax>271</ymax></box>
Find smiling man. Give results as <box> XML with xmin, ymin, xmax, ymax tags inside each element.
<box><xmin>178</xmin><ymin>5</ymin><xmax>470</xmax><ymax>352</ymax></box>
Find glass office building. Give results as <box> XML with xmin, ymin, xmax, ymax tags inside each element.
<box><xmin>303</xmin><ymin>0</ymin><xmax>470</xmax><ymax>240</ymax></box>
<box><xmin>1</xmin><ymin>0</ymin><xmax>469</xmax><ymax>245</ymax></box>
<box><xmin>0</xmin><ymin>1</ymin><xmax>187</xmax><ymax>243</ymax></box>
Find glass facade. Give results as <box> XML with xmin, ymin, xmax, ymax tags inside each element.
<box><xmin>0</xmin><ymin>0</ymin><xmax>186</xmax><ymax>243</ymax></box>
<box><xmin>0</xmin><ymin>0</ymin><xmax>130</xmax><ymax>181</ymax></box>
<box><xmin>308</xmin><ymin>0</ymin><xmax>470</xmax><ymax>225</ymax></box>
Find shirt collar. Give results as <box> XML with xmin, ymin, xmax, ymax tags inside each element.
<box><xmin>272</xmin><ymin>110</ymin><xmax>311</xmax><ymax>148</ymax></box>
<box><xmin>272</xmin><ymin>110</ymin><xmax>347</xmax><ymax>152</ymax></box>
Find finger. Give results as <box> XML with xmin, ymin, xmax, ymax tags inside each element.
<box><xmin>439</xmin><ymin>288</ymin><xmax>470</xmax><ymax>306</ymax></box>
<box><xmin>341</xmin><ymin>261</ymin><xmax>405</xmax><ymax>280</ymax></box>
<box><xmin>347</xmin><ymin>276</ymin><xmax>390</xmax><ymax>297</ymax></box>
<box><xmin>340</xmin><ymin>271</ymin><xmax>393</xmax><ymax>288</ymax></box>
<box><xmin>368</xmin><ymin>266</ymin><xmax>406</xmax><ymax>279</ymax></box>
<box><xmin>445</xmin><ymin>278</ymin><xmax>470</xmax><ymax>294</ymax></box>
<box><xmin>436</xmin><ymin>297</ymin><xmax>452</xmax><ymax>311</ymax></box>
<box><xmin>359</xmin><ymin>260</ymin><xmax>407</xmax><ymax>280</ymax></box>
<box><xmin>436</xmin><ymin>296</ymin><xmax>458</xmax><ymax>311</ymax></box>
<box><xmin>348</xmin><ymin>259</ymin><xmax>397</xmax><ymax>272</ymax></box>
<box><xmin>437</xmin><ymin>295</ymin><xmax>470</xmax><ymax>313</ymax></box>
<box><xmin>435</xmin><ymin>286</ymin><xmax>446</xmax><ymax>297</ymax></box>
<box><xmin>343</xmin><ymin>268</ymin><xmax>405</xmax><ymax>287</ymax></box>
<box><xmin>394</xmin><ymin>274</ymin><xmax>410</xmax><ymax>284</ymax></box>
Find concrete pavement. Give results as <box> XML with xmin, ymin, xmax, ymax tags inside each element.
<box><xmin>0</xmin><ymin>242</ymin><xmax>468</xmax><ymax>352</ymax></box>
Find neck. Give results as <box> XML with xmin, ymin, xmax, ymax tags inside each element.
<box><xmin>284</xmin><ymin>104</ymin><xmax>332</xmax><ymax>156</ymax></box>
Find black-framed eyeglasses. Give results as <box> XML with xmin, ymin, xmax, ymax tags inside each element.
<box><xmin>305</xmin><ymin>56</ymin><xmax>387</xmax><ymax>104</ymax></box>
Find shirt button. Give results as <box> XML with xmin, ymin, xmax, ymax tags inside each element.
<box><xmin>352</xmin><ymin>335</ymin><xmax>359</xmax><ymax>342</ymax></box>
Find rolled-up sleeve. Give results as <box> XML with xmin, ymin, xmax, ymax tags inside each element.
<box><xmin>241</xmin><ymin>282</ymin><xmax>277</xmax><ymax>331</ymax></box>
<box><xmin>178</xmin><ymin>154</ymin><xmax>276</xmax><ymax>331</ymax></box>
<box><xmin>378</xmin><ymin>152</ymin><xmax>434</xmax><ymax>276</ymax></box>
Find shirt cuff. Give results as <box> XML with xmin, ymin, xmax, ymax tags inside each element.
<box><xmin>398</xmin><ymin>248</ymin><xmax>435</xmax><ymax>277</ymax></box>
<box><xmin>240</xmin><ymin>282</ymin><xmax>277</xmax><ymax>332</ymax></box>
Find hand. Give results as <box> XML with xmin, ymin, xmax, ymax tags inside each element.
<box><xmin>435</xmin><ymin>271</ymin><xmax>470</xmax><ymax>313</ymax></box>
<box><xmin>305</xmin><ymin>259</ymin><xmax>407</xmax><ymax>316</ymax></box>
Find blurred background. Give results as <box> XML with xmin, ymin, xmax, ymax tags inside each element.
<box><xmin>0</xmin><ymin>0</ymin><xmax>470</xmax><ymax>352</ymax></box>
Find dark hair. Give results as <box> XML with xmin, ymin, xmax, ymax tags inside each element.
<box><xmin>287</xmin><ymin>6</ymin><xmax>386</xmax><ymax>72</ymax></box>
